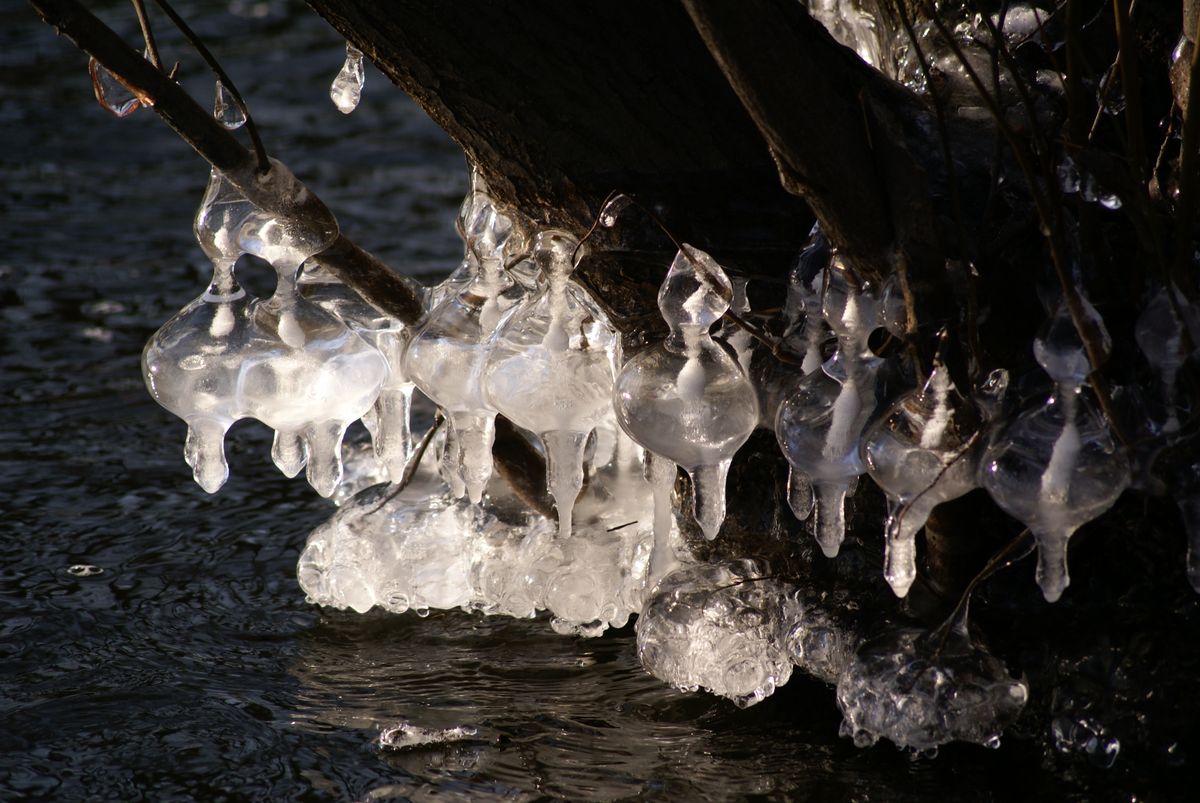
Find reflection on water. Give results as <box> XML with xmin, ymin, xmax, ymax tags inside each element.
<box><xmin>0</xmin><ymin>3</ymin><xmax>1075</xmax><ymax>800</ymax></box>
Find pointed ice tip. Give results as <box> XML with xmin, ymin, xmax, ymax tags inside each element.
<box><xmin>887</xmin><ymin>574</ymin><xmax>914</xmax><ymax>598</ymax></box>
<box><xmin>194</xmin><ymin>468</ymin><xmax>228</xmax><ymax>495</ymax></box>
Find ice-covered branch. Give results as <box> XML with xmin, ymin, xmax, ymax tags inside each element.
<box><xmin>29</xmin><ymin>0</ymin><xmax>425</xmax><ymax>325</ymax></box>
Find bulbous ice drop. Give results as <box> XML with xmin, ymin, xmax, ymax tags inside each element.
<box><xmin>1034</xmin><ymin>296</ymin><xmax>1110</xmax><ymax>386</ymax></box>
<box><xmin>239</xmin><ymin>279</ymin><xmax>388</xmax><ymax>496</ymax></box>
<box><xmin>862</xmin><ymin>359</ymin><xmax>980</xmax><ymax>597</ymax></box>
<box><xmin>615</xmin><ymin>245</ymin><xmax>758</xmax><ymax>540</ymax></box>
<box><xmin>981</xmin><ymin>387</ymin><xmax>1130</xmax><ymax>601</ymax></box>
<box><xmin>299</xmin><ymin>265</ymin><xmax>414</xmax><ymax>479</ymax></box>
<box><xmin>237</xmin><ymin>159</ymin><xmax>340</xmax><ymax>276</ymax></box>
<box><xmin>775</xmin><ymin>350</ymin><xmax>881</xmax><ymax>557</ymax></box>
<box><xmin>821</xmin><ymin>258</ymin><xmax>880</xmax><ymax>347</ymax></box>
<box><xmin>213</xmin><ymin>80</ymin><xmax>246</xmax><ymax>130</ymax></box>
<box><xmin>404</xmin><ymin>250</ymin><xmax>523</xmax><ymax>502</ymax></box>
<box><xmin>195</xmin><ymin>168</ymin><xmax>256</xmax><ymax>265</ymax></box>
<box><xmin>482</xmin><ymin>229</ymin><xmax>617</xmax><ymax>537</ymax></box>
<box><xmin>330</xmin><ymin>43</ymin><xmax>365</xmax><ymax>114</ymax></box>
<box><xmin>142</xmin><ymin>259</ymin><xmax>253</xmax><ymax>493</ymax></box>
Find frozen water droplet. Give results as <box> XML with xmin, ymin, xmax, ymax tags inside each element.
<box><xmin>330</xmin><ymin>43</ymin><xmax>365</xmax><ymax>114</ymax></box>
<box><xmin>615</xmin><ymin>245</ymin><xmax>758</xmax><ymax>541</ymax></box>
<box><xmin>599</xmin><ymin>193</ymin><xmax>634</xmax><ymax>227</ymax></box>
<box><xmin>213</xmin><ymin>80</ymin><xmax>246</xmax><ymax>129</ymax></box>
<box><xmin>88</xmin><ymin>57</ymin><xmax>141</xmax><ymax>117</ymax></box>
<box><xmin>67</xmin><ymin>564</ymin><xmax>104</xmax><ymax>578</ymax></box>
<box><xmin>1033</xmin><ymin>297</ymin><xmax>1109</xmax><ymax>387</ymax></box>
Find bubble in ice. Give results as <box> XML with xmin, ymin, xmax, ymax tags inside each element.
<box><xmin>862</xmin><ymin>347</ymin><xmax>980</xmax><ymax>597</ymax></box>
<box><xmin>982</xmin><ymin>296</ymin><xmax>1128</xmax><ymax>601</ymax></box>
<box><xmin>836</xmin><ymin>628</ymin><xmax>1029</xmax><ymax>751</ymax></box>
<box><xmin>484</xmin><ymin>229</ymin><xmax>617</xmax><ymax>539</ymax></box>
<box><xmin>614</xmin><ymin>245</ymin><xmax>759</xmax><ymax>540</ymax></box>
<box><xmin>213</xmin><ymin>80</ymin><xmax>246</xmax><ymax>130</ymax></box>
<box><xmin>88</xmin><ymin>56</ymin><xmax>140</xmax><ymax>117</ymax></box>
<box><xmin>775</xmin><ymin>260</ymin><xmax>883</xmax><ymax>558</ymax></box>
<box><xmin>636</xmin><ymin>559</ymin><xmax>801</xmax><ymax>707</ymax></box>
<box><xmin>330</xmin><ymin>43</ymin><xmax>365</xmax><ymax>114</ymax></box>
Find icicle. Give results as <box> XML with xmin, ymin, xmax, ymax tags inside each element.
<box><xmin>981</xmin><ymin>298</ymin><xmax>1129</xmax><ymax>601</ymax></box>
<box><xmin>862</xmin><ymin>340</ymin><xmax>980</xmax><ymax>597</ymax></box>
<box><xmin>614</xmin><ymin>245</ymin><xmax>759</xmax><ymax>541</ymax></box>
<box><xmin>647</xmin><ymin>453</ymin><xmax>679</xmax><ymax>579</ymax></box>
<box><xmin>330</xmin><ymin>43</ymin><xmax>365</xmax><ymax>114</ymax></box>
<box><xmin>213</xmin><ymin>80</ymin><xmax>246</xmax><ymax>129</ymax></box>
<box><xmin>483</xmin><ymin>229</ymin><xmax>617</xmax><ymax>537</ymax></box>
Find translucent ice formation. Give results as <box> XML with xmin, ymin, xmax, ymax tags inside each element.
<box><xmin>636</xmin><ymin>559</ymin><xmax>800</xmax><ymax>707</ymax></box>
<box><xmin>981</xmin><ymin>299</ymin><xmax>1130</xmax><ymax>601</ymax></box>
<box><xmin>299</xmin><ymin>265</ymin><xmax>415</xmax><ymax>480</ymax></box>
<box><xmin>862</xmin><ymin>348</ymin><xmax>980</xmax><ymax>597</ymax></box>
<box><xmin>403</xmin><ymin>205</ymin><xmax>523</xmax><ymax>503</ymax></box>
<box><xmin>142</xmin><ymin>170</ymin><xmax>255</xmax><ymax>493</ymax></box>
<box><xmin>330</xmin><ymin>43</ymin><xmax>365</xmax><ymax>114</ymax></box>
<box><xmin>88</xmin><ymin>56</ymin><xmax>140</xmax><ymax>117</ymax></box>
<box><xmin>213</xmin><ymin>81</ymin><xmax>246</xmax><ymax>130</ymax></box>
<box><xmin>613</xmin><ymin>246</ymin><xmax>759</xmax><ymax>540</ymax></box>
<box><xmin>776</xmin><ymin>260</ymin><xmax>883</xmax><ymax>557</ymax></box>
<box><xmin>483</xmin><ymin>229</ymin><xmax>617</xmax><ymax>538</ymax></box>
<box><xmin>235</xmin><ymin>163</ymin><xmax>387</xmax><ymax>496</ymax></box>
<box><xmin>836</xmin><ymin>628</ymin><xmax>1029</xmax><ymax>752</ymax></box>
<box><xmin>298</xmin><ymin>450</ymin><xmax>656</xmax><ymax>635</ymax></box>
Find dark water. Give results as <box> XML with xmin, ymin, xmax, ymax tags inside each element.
<box><xmin>0</xmin><ymin>3</ymin><xmax>1098</xmax><ymax>800</ymax></box>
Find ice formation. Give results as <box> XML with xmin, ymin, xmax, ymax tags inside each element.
<box><xmin>836</xmin><ymin>628</ymin><xmax>1029</xmax><ymax>752</ymax></box>
<box><xmin>213</xmin><ymin>81</ymin><xmax>246</xmax><ymax>130</ymax></box>
<box><xmin>862</xmin><ymin>346</ymin><xmax>980</xmax><ymax>597</ymax></box>
<box><xmin>981</xmin><ymin>299</ymin><xmax>1130</xmax><ymax>601</ymax></box>
<box><xmin>1135</xmin><ymin>284</ymin><xmax>1199</xmax><ymax>435</ymax></box>
<box><xmin>330</xmin><ymin>43</ymin><xmax>365</xmax><ymax>114</ymax></box>
<box><xmin>298</xmin><ymin>426</ymin><xmax>661</xmax><ymax>636</ymax></box>
<box><xmin>636</xmin><ymin>559</ymin><xmax>801</xmax><ymax>707</ymax></box>
<box><xmin>88</xmin><ymin>55</ymin><xmax>141</xmax><ymax>117</ymax></box>
<box><xmin>483</xmin><ymin>229</ymin><xmax>617</xmax><ymax>539</ymax></box>
<box><xmin>403</xmin><ymin>202</ymin><xmax>524</xmax><ymax>504</ymax></box>
<box><xmin>776</xmin><ymin>259</ymin><xmax>883</xmax><ymax>557</ymax></box>
<box><xmin>613</xmin><ymin>246</ymin><xmax>759</xmax><ymax>540</ymax></box>
<box><xmin>143</xmin><ymin>161</ymin><xmax>393</xmax><ymax>497</ymax></box>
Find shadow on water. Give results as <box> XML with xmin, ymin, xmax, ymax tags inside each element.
<box><xmin>1</xmin><ymin>2</ymin><xmax>1090</xmax><ymax>800</ymax></box>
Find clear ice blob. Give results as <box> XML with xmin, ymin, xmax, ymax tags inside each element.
<box><xmin>213</xmin><ymin>80</ymin><xmax>246</xmax><ymax>130</ymax></box>
<box><xmin>299</xmin><ymin>264</ymin><xmax>415</xmax><ymax>480</ymax></box>
<box><xmin>636</xmin><ymin>559</ymin><xmax>801</xmax><ymax>707</ymax></box>
<box><xmin>404</xmin><ymin>224</ymin><xmax>523</xmax><ymax>503</ymax></box>
<box><xmin>142</xmin><ymin>258</ymin><xmax>253</xmax><ymax>493</ymax></box>
<box><xmin>88</xmin><ymin>56</ymin><xmax>140</xmax><ymax>117</ymax></box>
<box><xmin>775</xmin><ymin>261</ymin><xmax>883</xmax><ymax>558</ymax></box>
<box><xmin>613</xmin><ymin>245</ymin><xmax>759</xmax><ymax>540</ymax></box>
<box><xmin>836</xmin><ymin>628</ymin><xmax>1029</xmax><ymax>751</ymax></box>
<box><xmin>330</xmin><ymin>43</ymin><xmax>365</xmax><ymax>114</ymax></box>
<box><xmin>483</xmin><ymin>229</ymin><xmax>617</xmax><ymax>538</ymax></box>
<box><xmin>862</xmin><ymin>353</ymin><xmax>980</xmax><ymax>597</ymax></box>
<box><xmin>982</xmin><ymin>297</ymin><xmax>1129</xmax><ymax>601</ymax></box>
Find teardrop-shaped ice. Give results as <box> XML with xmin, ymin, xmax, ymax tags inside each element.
<box><xmin>213</xmin><ymin>80</ymin><xmax>246</xmax><ymax>130</ymax></box>
<box><xmin>330</xmin><ymin>43</ymin><xmax>365</xmax><ymax>114</ymax></box>
<box><xmin>88</xmin><ymin>56</ymin><xmax>140</xmax><ymax>117</ymax></box>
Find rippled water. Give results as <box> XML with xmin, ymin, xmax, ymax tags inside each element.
<box><xmin>0</xmin><ymin>3</ymin><xmax>1086</xmax><ymax>800</ymax></box>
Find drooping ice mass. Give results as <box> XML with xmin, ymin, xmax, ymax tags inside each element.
<box><xmin>484</xmin><ymin>229</ymin><xmax>617</xmax><ymax>538</ymax></box>
<box><xmin>776</xmin><ymin>258</ymin><xmax>883</xmax><ymax>557</ymax></box>
<box><xmin>637</xmin><ymin>559</ymin><xmax>800</xmax><ymax>707</ymax></box>
<box><xmin>330</xmin><ymin>43</ymin><xmax>365</xmax><ymax>114</ymax></box>
<box><xmin>981</xmin><ymin>297</ymin><xmax>1129</xmax><ymax>601</ymax></box>
<box><xmin>614</xmin><ymin>245</ymin><xmax>759</xmax><ymax>540</ymax></box>
<box><xmin>862</xmin><ymin>345</ymin><xmax>980</xmax><ymax>597</ymax></box>
<box><xmin>1135</xmin><ymin>285</ymin><xmax>1199</xmax><ymax>435</ymax></box>
<box><xmin>298</xmin><ymin>430</ymin><xmax>662</xmax><ymax>635</ymax></box>
<box><xmin>836</xmin><ymin>628</ymin><xmax>1029</xmax><ymax>751</ymax></box>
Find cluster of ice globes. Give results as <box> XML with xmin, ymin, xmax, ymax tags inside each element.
<box><xmin>137</xmin><ymin>66</ymin><xmax>1200</xmax><ymax>752</ymax></box>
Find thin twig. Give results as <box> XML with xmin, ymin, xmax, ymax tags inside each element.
<box><xmin>149</xmin><ymin>0</ymin><xmax>269</xmax><ymax>175</ymax></box>
<box><xmin>367</xmin><ymin>413</ymin><xmax>444</xmax><ymax>515</ymax></box>
<box><xmin>130</xmin><ymin>0</ymin><xmax>161</xmax><ymax>69</ymax></box>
